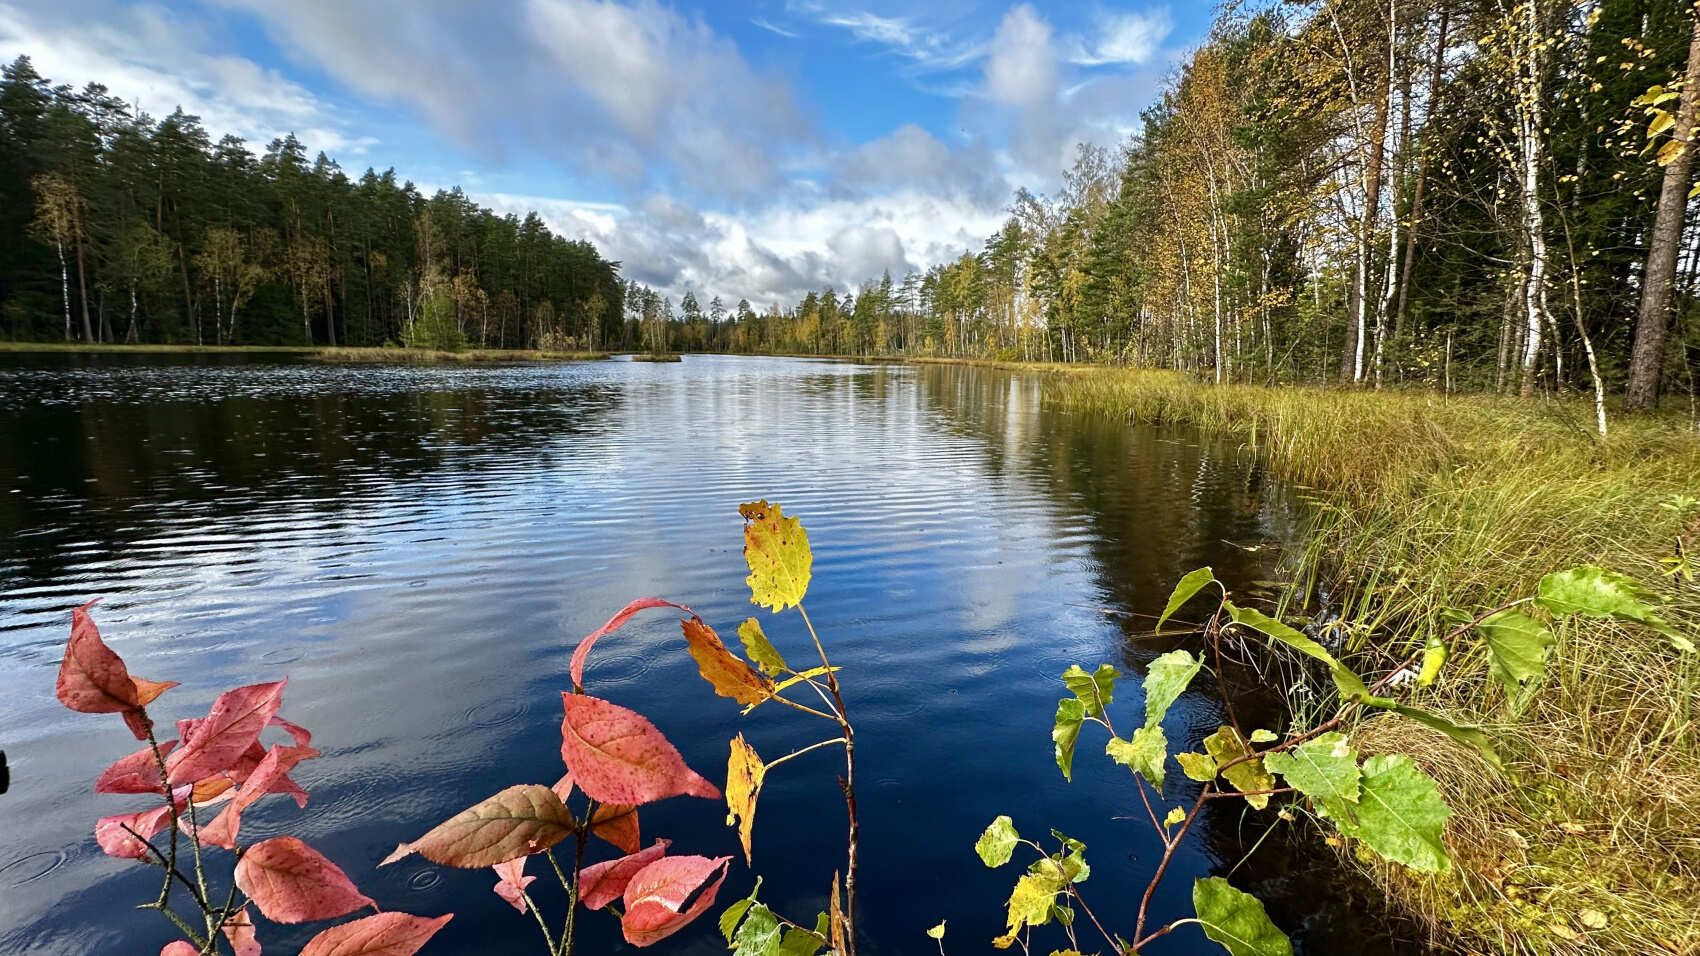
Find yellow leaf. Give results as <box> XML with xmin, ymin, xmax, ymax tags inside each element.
<box><xmin>740</xmin><ymin>500</ymin><xmax>813</xmax><ymax>611</ymax></box>
<box><xmin>682</xmin><ymin>617</ymin><xmax>774</xmax><ymax>706</ymax></box>
<box><xmin>1202</xmin><ymin>726</ymin><xmax>1277</xmax><ymax>809</ymax></box>
<box><xmin>725</xmin><ymin>733</ymin><xmax>765</xmax><ymax>864</ymax></box>
<box><xmin>1657</xmin><ymin>138</ymin><xmax>1687</xmax><ymax>167</ymax></box>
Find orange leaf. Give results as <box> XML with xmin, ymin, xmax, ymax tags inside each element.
<box><xmin>590</xmin><ymin>803</ymin><xmax>641</xmax><ymax>854</ymax></box>
<box><xmin>726</xmin><ymin>734</ymin><xmax>765</xmax><ymax>864</ymax></box>
<box><xmin>381</xmin><ymin>784</ymin><xmax>575</xmax><ymax>869</ymax></box>
<box><xmin>681</xmin><ymin>618</ymin><xmax>774</xmax><ymax>706</ymax></box>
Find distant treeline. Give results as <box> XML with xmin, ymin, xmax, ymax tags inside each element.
<box><xmin>633</xmin><ymin>0</ymin><xmax>1700</xmax><ymax>411</ymax></box>
<box><xmin>0</xmin><ymin>56</ymin><xmax>624</xmax><ymax>352</ymax></box>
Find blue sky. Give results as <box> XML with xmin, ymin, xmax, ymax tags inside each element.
<box><xmin>0</xmin><ymin>0</ymin><xmax>1211</xmax><ymax>306</ymax></box>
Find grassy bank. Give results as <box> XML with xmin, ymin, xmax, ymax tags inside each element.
<box><xmin>0</xmin><ymin>342</ymin><xmax>610</xmax><ymax>363</ymax></box>
<box><xmin>1028</xmin><ymin>366</ymin><xmax>1700</xmax><ymax>955</ymax></box>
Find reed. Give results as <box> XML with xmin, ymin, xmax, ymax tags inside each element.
<box><xmin>1041</xmin><ymin>367</ymin><xmax>1700</xmax><ymax>955</ymax></box>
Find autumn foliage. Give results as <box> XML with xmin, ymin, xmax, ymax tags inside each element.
<box><xmin>64</xmin><ymin>500</ymin><xmax>856</xmax><ymax>955</ymax></box>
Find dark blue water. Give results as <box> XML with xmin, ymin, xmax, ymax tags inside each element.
<box><xmin>0</xmin><ymin>354</ymin><xmax>1420</xmax><ymax>954</ymax></box>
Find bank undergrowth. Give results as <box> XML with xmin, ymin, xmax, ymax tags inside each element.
<box><xmin>1035</xmin><ymin>366</ymin><xmax>1700</xmax><ymax>956</ymax></box>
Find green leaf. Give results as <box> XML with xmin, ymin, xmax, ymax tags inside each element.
<box><xmin>1249</xmin><ymin>729</ymin><xmax>1277</xmax><ymax>744</ymax></box>
<box><xmin>1106</xmin><ymin>725</ymin><xmax>1168</xmax><ymax>793</ymax></box>
<box><xmin>1365</xmin><ymin>701</ymin><xmax>1502</xmax><ymax>771</ymax></box>
<box><xmin>1262</xmin><ymin>731</ymin><xmax>1360</xmax><ymax>819</ymax></box>
<box><xmin>1005</xmin><ymin>872</ymin><xmax>1063</xmax><ymax>934</ymax></box>
<box><xmin>1053</xmin><ymin>697</ymin><xmax>1085</xmax><ymax>781</ymax></box>
<box><xmin>1203</xmin><ymin>727</ymin><xmax>1276</xmax><ymax>809</ymax></box>
<box><xmin>740</xmin><ymin>500</ymin><xmax>813</xmax><ymax>611</ymax></box>
<box><xmin>1476</xmin><ymin>609</ymin><xmax>1554</xmax><ymax>690</ymax></box>
<box><xmin>731</xmin><ymin>903</ymin><xmax>782</xmax><ymax>956</ymax></box>
<box><xmin>778</xmin><ymin>922</ymin><xmax>826</xmax><ymax>956</ymax></box>
<box><xmin>926</xmin><ymin>921</ymin><xmax>946</xmax><ymax>940</ymax></box>
<box><xmin>1417</xmin><ymin>632</ymin><xmax>1448</xmax><ymax>687</ymax></box>
<box><xmin>1226</xmin><ymin>603</ymin><xmax>1373</xmax><ymax>702</ymax></box>
<box><xmin>1192</xmin><ymin>877</ymin><xmax>1294</xmax><ymax>956</ymax></box>
<box><xmin>1061</xmin><ymin>664</ymin><xmax>1116</xmax><ymax>718</ymax></box>
<box><xmin>1164</xmin><ymin>806</ymin><xmax>1186</xmax><ymax>827</ymax></box>
<box><xmin>1537</xmin><ymin>565</ymin><xmax>1693</xmax><ymax>651</ymax></box>
<box><xmin>1158</xmin><ymin>567</ymin><xmax>1218</xmax><ymax>631</ymax></box>
<box><xmin>976</xmin><ymin>815</ymin><xmax>1020</xmax><ymax>868</ymax></box>
<box><xmin>1335</xmin><ymin>754</ymin><xmax>1451</xmax><ymax>873</ymax></box>
<box><xmin>720</xmin><ymin>877</ymin><xmax>762</xmax><ymax>941</ymax></box>
<box><xmin>738</xmin><ymin>617</ymin><xmax>789</xmax><ymax>676</ymax></box>
<box><xmin>1142</xmin><ymin>650</ymin><xmax>1201</xmax><ymax>728</ymax></box>
<box><xmin>1177</xmin><ymin>751</ymin><xmax>1219</xmax><ymax>782</ymax></box>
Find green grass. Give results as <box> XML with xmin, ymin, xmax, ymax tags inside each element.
<box><xmin>1034</xmin><ymin>366</ymin><xmax>1700</xmax><ymax>955</ymax></box>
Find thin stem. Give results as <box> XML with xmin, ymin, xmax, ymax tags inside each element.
<box><xmin>561</xmin><ymin>810</ymin><xmax>590</xmax><ymax>955</ymax></box>
<box><xmin>122</xmin><ymin>824</ymin><xmax>208</xmax><ymax>910</ymax></box>
<box><xmin>1067</xmin><ymin>883</ymin><xmax>1117</xmax><ymax>953</ymax></box>
<box><xmin>1133</xmin><ymin>786</ymin><xmax>1211</xmax><ymax>944</ymax></box>
<box><xmin>796</xmin><ymin>603</ymin><xmax>857</xmax><ymax>956</ymax></box>
<box><xmin>763</xmin><ymin>736</ymin><xmax>848</xmax><ymax>773</ymax></box>
<box><xmin>766</xmin><ymin>693</ymin><xmax>841</xmax><ymax>723</ymax></box>
<box><xmin>519</xmin><ymin>886</ymin><xmax>557</xmax><ymax>954</ymax></box>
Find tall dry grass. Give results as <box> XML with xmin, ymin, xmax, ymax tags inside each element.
<box><xmin>1042</xmin><ymin>368</ymin><xmax>1700</xmax><ymax>955</ymax></box>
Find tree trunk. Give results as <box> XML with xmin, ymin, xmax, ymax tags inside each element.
<box><xmin>56</xmin><ymin>240</ymin><xmax>71</xmax><ymax>341</ymax></box>
<box><xmin>1626</xmin><ymin>12</ymin><xmax>1700</xmax><ymax>410</ymax></box>
<box><xmin>74</xmin><ymin>235</ymin><xmax>94</xmax><ymax>343</ymax></box>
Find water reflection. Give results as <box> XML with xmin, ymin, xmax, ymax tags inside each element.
<box><xmin>0</xmin><ymin>354</ymin><xmax>1422</xmax><ymax>954</ymax></box>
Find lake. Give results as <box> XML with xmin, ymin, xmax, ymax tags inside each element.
<box><xmin>0</xmin><ymin>354</ymin><xmax>1422</xmax><ymax>954</ymax></box>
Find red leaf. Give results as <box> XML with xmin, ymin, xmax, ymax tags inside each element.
<box><xmin>95</xmin><ymin>804</ymin><xmax>173</xmax><ymax>860</ymax></box>
<box><xmin>269</xmin><ymin>715</ymin><xmax>312</xmax><ymax>747</ymax></box>
<box><xmin>577</xmin><ymin>838</ymin><xmax>669</xmax><ymax>911</ymax></box>
<box><xmin>299</xmin><ymin>913</ymin><xmax>453</xmax><ymax>956</ymax></box>
<box><xmin>591</xmin><ymin>803</ymin><xmax>641</xmax><ymax>854</ymax></box>
<box><xmin>57</xmin><ymin>601</ymin><xmax>137</xmax><ymax>713</ymax></box>
<box><xmin>199</xmin><ymin>744</ymin><xmax>320</xmax><ymax>849</ymax></box>
<box><xmin>222</xmin><ymin>906</ymin><xmax>261</xmax><ymax>956</ymax></box>
<box><xmin>491</xmin><ymin>857</ymin><xmax>536</xmax><ymax>913</ymax></box>
<box><xmin>559</xmin><ymin>694</ymin><xmax>720</xmax><ymax>805</ymax></box>
<box><xmin>550</xmin><ymin>772</ymin><xmax>574</xmax><ymax>803</ymax></box>
<box><xmin>380</xmin><ymin>784</ymin><xmax>576</xmax><ymax>869</ymax></box>
<box><xmin>569</xmin><ymin>598</ymin><xmax>691</xmax><ymax>690</ymax></box>
<box><xmin>235</xmin><ymin>836</ymin><xmax>374</xmax><ymax>924</ymax></box>
<box><xmin>162</xmin><ymin>942</ymin><xmax>200</xmax><ymax>956</ymax></box>
<box><xmin>620</xmin><ymin>855</ymin><xmax>730</xmax><ymax>947</ymax></box>
<box><xmin>166</xmin><ymin>681</ymin><xmax>287</xmax><ymax>785</ymax></box>
<box><xmin>94</xmin><ymin>740</ymin><xmax>177</xmax><ymax>795</ymax></box>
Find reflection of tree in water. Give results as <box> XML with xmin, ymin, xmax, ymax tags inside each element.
<box><xmin>913</xmin><ymin>362</ymin><xmax>1430</xmax><ymax>954</ymax></box>
<box><xmin>0</xmin><ymin>354</ymin><xmax>623</xmax><ymax>598</ymax></box>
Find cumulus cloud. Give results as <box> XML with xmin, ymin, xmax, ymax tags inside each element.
<box><xmin>2</xmin><ymin>0</ymin><xmax>1186</xmax><ymax>309</ymax></box>
<box><xmin>0</xmin><ymin>1</ymin><xmax>361</xmax><ymax>155</ymax></box>
<box><xmin>216</xmin><ymin>0</ymin><xmax>814</xmax><ymax>196</ymax></box>
<box><xmin>985</xmin><ymin>5</ymin><xmax>1056</xmax><ymax>108</ymax></box>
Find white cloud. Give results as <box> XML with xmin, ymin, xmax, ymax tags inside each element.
<box><xmin>0</xmin><ymin>1</ymin><xmax>358</xmax><ymax>155</ymax></box>
<box><xmin>790</xmin><ymin>2</ymin><xmax>983</xmax><ymax>72</ymax></box>
<box><xmin>1067</xmin><ymin>9</ymin><xmax>1173</xmax><ymax>66</ymax></box>
<box><xmin>984</xmin><ymin>4</ymin><xmax>1056</xmax><ymax>108</ymax></box>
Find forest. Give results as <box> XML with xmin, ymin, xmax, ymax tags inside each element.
<box><xmin>623</xmin><ymin>0</ymin><xmax>1700</xmax><ymax>418</ymax></box>
<box><xmin>0</xmin><ymin>56</ymin><xmax>625</xmax><ymax>353</ymax></box>
<box><xmin>6</xmin><ymin>0</ymin><xmax>1700</xmax><ymax>416</ymax></box>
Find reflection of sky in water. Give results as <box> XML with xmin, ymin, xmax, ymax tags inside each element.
<box><xmin>0</xmin><ymin>355</ymin><xmax>1406</xmax><ymax>954</ymax></box>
